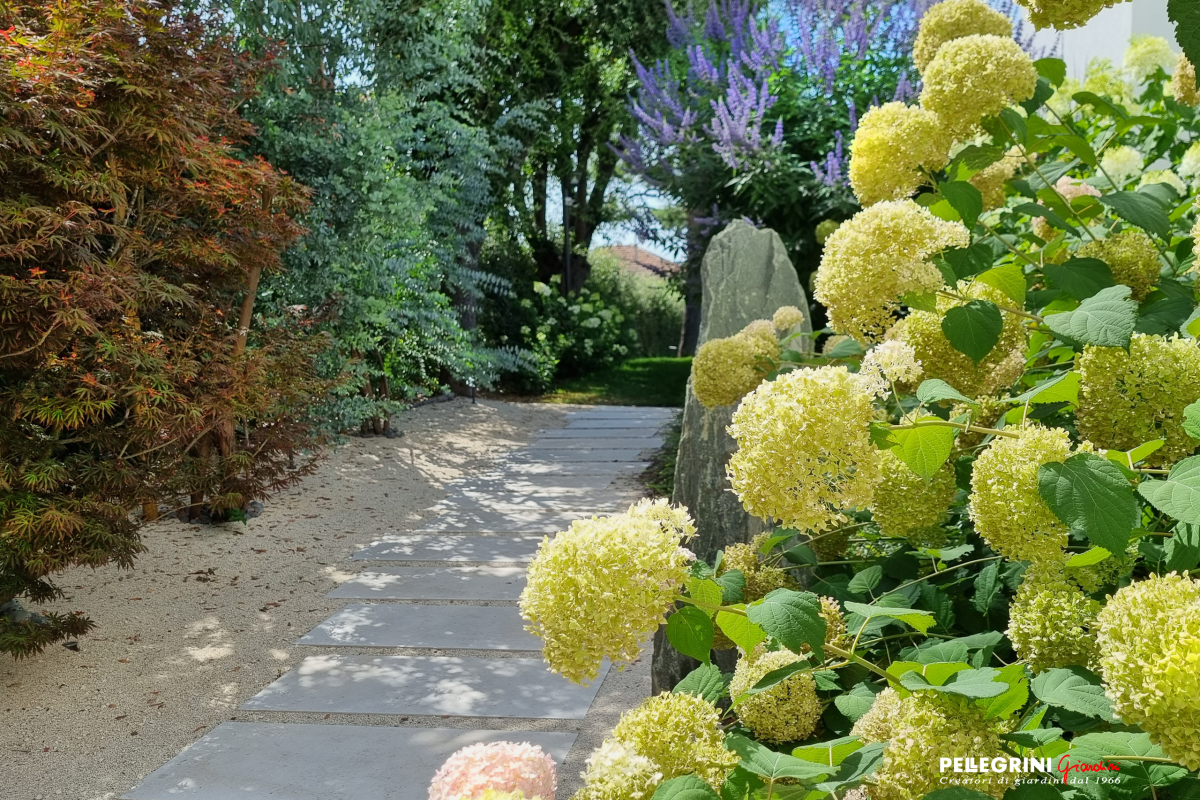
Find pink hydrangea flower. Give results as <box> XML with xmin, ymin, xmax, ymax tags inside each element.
<box><xmin>428</xmin><ymin>741</ymin><xmax>557</xmax><ymax>800</ymax></box>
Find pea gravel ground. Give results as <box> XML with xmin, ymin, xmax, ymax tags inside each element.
<box><xmin>0</xmin><ymin>398</ymin><xmax>652</xmax><ymax>800</ymax></box>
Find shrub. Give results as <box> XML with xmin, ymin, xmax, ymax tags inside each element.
<box><xmin>516</xmin><ymin>7</ymin><xmax>1200</xmax><ymax>796</ymax></box>
<box><xmin>480</xmin><ymin>243</ymin><xmax>681</xmax><ymax>392</ymax></box>
<box><xmin>0</xmin><ymin>0</ymin><xmax>323</xmax><ymax>655</ymax></box>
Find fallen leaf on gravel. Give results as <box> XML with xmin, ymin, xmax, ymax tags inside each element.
<box><xmin>115</xmin><ymin>715</ymin><xmax>126</xmax><ymax>720</ymax></box>
<box><xmin>117</xmin><ymin>659</ymin><xmax>129</xmax><ymax>663</ymax></box>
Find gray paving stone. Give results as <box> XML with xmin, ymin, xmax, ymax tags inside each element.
<box><xmin>415</xmin><ymin>508</ymin><xmax>582</xmax><ymax>532</ymax></box>
<box><xmin>327</xmin><ymin>566</ymin><xmax>526</xmax><ymax>600</ymax></box>
<box><xmin>567</xmin><ymin>405</ymin><xmax>674</xmax><ymax>415</ymax></box>
<box><xmin>298</xmin><ymin>603</ymin><xmax>542</xmax><ymax>650</ymax></box>
<box><xmin>564</xmin><ymin>417</ymin><xmax>668</xmax><ymax>429</ymax></box>
<box><xmin>456</xmin><ymin>473</ymin><xmax>628</xmax><ymax>490</ymax></box>
<box><xmin>523</xmin><ymin>437</ymin><xmax>663</xmax><ymax>449</ymax></box>
<box><xmin>351</xmin><ymin>534</ymin><xmax>544</xmax><ymax>563</ymax></box>
<box><xmin>445</xmin><ymin>478</ymin><xmax>637</xmax><ymax>500</ymax></box>
<box><xmin>498</xmin><ymin>461</ymin><xmax>649</xmax><ymax>476</ymax></box>
<box><xmin>241</xmin><ymin>654</ymin><xmax>607</xmax><ymax>718</ymax></box>
<box><xmin>122</xmin><ymin>722</ymin><xmax>575</xmax><ymax>800</ymax></box>
<box><xmin>509</xmin><ymin>448</ymin><xmax>652</xmax><ymax>462</ymax></box>
<box><xmin>432</xmin><ymin>496</ymin><xmax>630</xmax><ymax>513</ymax></box>
<box><xmin>537</xmin><ymin>426</ymin><xmax>669</xmax><ymax>438</ymax></box>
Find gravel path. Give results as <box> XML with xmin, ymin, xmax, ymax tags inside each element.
<box><xmin>2</xmin><ymin>399</ymin><xmax>668</xmax><ymax>800</ymax></box>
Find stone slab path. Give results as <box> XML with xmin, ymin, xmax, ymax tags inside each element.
<box><xmin>124</xmin><ymin>405</ymin><xmax>674</xmax><ymax>799</ymax></box>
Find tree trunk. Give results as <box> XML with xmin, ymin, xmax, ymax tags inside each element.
<box><xmin>532</xmin><ymin>163</ymin><xmax>548</xmax><ymax>239</ymax></box>
<box><xmin>678</xmin><ymin>211</ymin><xmax>704</xmax><ymax>356</ymax></box>
<box><xmin>679</xmin><ymin>266</ymin><xmax>702</xmax><ymax>356</ymax></box>
<box><xmin>142</xmin><ymin>502</ymin><xmax>158</xmax><ymax>522</ymax></box>
<box><xmin>378</xmin><ymin>373</ymin><xmax>392</xmax><ymax>435</ymax></box>
<box><xmin>360</xmin><ymin>378</ymin><xmax>376</xmax><ymax>435</ymax></box>
<box><xmin>189</xmin><ymin>435</ymin><xmax>211</xmax><ymax>521</ymax></box>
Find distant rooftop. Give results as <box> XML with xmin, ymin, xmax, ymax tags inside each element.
<box><xmin>593</xmin><ymin>245</ymin><xmax>678</xmax><ymax>279</ymax></box>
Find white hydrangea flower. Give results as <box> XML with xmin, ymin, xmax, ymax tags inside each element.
<box><xmin>1139</xmin><ymin>169</ymin><xmax>1188</xmax><ymax>196</ymax></box>
<box><xmin>1100</xmin><ymin>145</ymin><xmax>1144</xmax><ymax>185</ymax></box>
<box><xmin>1179</xmin><ymin>141</ymin><xmax>1200</xmax><ymax>181</ymax></box>
<box><xmin>861</xmin><ymin>340</ymin><xmax>924</xmax><ymax>390</ymax></box>
<box><xmin>1124</xmin><ymin>34</ymin><xmax>1176</xmax><ymax>84</ymax></box>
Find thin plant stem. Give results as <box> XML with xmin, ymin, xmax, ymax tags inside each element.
<box><xmin>890</xmin><ymin>556</ymin><xmax>1006</xmax><ymax>595</ymax></box>
<box><xmin>825</xmin><ymin>643</ymin><xmax>901</xmax><ymax>687</ymax></box>
<box><xmin>889</xmin><ymin>418</ymin><xmax>1021</xmax><ymax>439</ymax></box>
<box><xmin>937</xmin><ymin>289</ymin><xmax>1045</xmax><ymax>325</ymax></box>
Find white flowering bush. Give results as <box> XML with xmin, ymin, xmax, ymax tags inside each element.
<box><xmin>512</xmin><ymin>6</ymin><xmax>1200</xmax><ymax>800</ymax></box>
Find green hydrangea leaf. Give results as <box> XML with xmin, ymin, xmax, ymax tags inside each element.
<box><xmin>1065</xmin><ymin>546</ymin><xmax>1111</xmax><ymax>568</ymax></box>
<box><xmin>667</xmin><ymin>605</ymin><xmax>714</xmax><ymax>663</ymax></box>
<box><xmin>688</xmin><ymin>577</ymin><xmax>725</xmax><ymax>615</ymax></box>
<box><xmin>1165</xmin><ymin>523</ymin><xmax>1200</xmax><ymax>572</ymax></box>
<box><xmin>716</xmin><ymin>606</ymin><xmax>768</xmax><ymax>652</ymax></box>
<box><xmin>652</xmin><ymin>775</ymin><xmax>721</xmax><ymax>800</ymax></box>
<box><xmin>715</xmin><ymin>570</ymin><xmax>746</xmax><ymax>604</ymax></box>
<box><xmin>823</xmin><ymin>337</ymin><xmax>865</xmax><ymax>359</ymax></box>
<box><xmin>1183</xmin><ymin>400</ymin><xmax>1200</xmax><ymax>440</ymax></box>
<box><xmin>1170</xmin><ymin>0</ymin><xmax>1200</xmax><ymax>89</ymax></box>
<box><xmin>781</xmin><ymin>544</ymin><xmax>818</xmax><ymax>566</ymax></box>
<box><xmin>1021</xmin><ymin>77</ymin><xmax>1057</xmax><ymax>115</ymax></box>
<box><xmin>1026</xmin><ymin>159</ymin><xmax>1076</xmax><ymax>190</ymax></box>
<box><xmin>942</xmin><ymin>300</ymin><xmax>1004</xmax><ymax>363</ymax></box>
<box><xmin>889</xmin><ymin>418</ymin><xmax>957</xmax><ymax>480</ymax></box>
<box><xmin>1006</xmin><ymin>371</ymin><xmax>1081</xmax><ymax>405</ymax></box>
<box><xmin>899</xmin><ymin>666</ymin><xmax>1009</xmax><ymax>698</ymax></box>
<box><xmin>792</xmin><ymin>736</ymin><xmax>864</xmax><ymax>768</ymax></box>
<box><xmin>833</xmin><ymin>683</ymin><xmax>881</xmax><ymax>722</ymax></box>
<box><xmin>940</xmin><ymin>181</ymin><xmax>985</xmax><ymax>229</ymax></box>
<box><xmin>675</xmin><ymin>663</ymin><xmax>731</xmax><ymax>704</ymax></box>
<box><xmin>1037</xmin><ymin>453</ymin><xmax>1138</xmax><ymax>554</ymax></box>
<box><xmin>843</xmin><ymin>601</ymin><xmax>935</xmax><ymax>634</ymax></box>
<box><xmin>1064</xmin><ymin>731</ymin><xmax>1190</xmax><ymax>791</ymax></box>
<box><xmin>1035</xmin><ymin>58</ymin><xmax>1066</xmax><ymax>87</ymax></box>
<box><xmin>916</xmin><ymin>378</ymin><xmax>976</xmax><ymax>406</ymax></box>
<box><xmin>746</xmin><ymin>589</ymin><xmax>827</xmax><ymax>660</ymax></box>
<box><xmin>952</xmin><ymin>144</ymin><xmax>1005</xmax><ymax>172</ymax></box>
<box><xmin>726</xmin><ymin>734</ymin><xmax>837</xmax><ymax>781</ymax></box>
<box><xmin>1043</xmin><ymin>285</ymin><xmax>1138</xmax><ymax>348</ymax></box>
<box><xmin>1001</xmin><ymin>727</ymin><xmax>1064</xmax><ymax>748</ymax></box>
<box><xmin>980</xmin><ymin>663</ymin><xmax>1029</xmax><ymax>719</ymax></box>
<box><xmin>1099</xmin><ymin>191</ymin><xmax>1172</xmax><ymax>240</ymax></box>
<box><xmin>812</xmin><ymin>742</ymin><xmax>887</xmax><ymax>794</ymax></box>
<box><xmin>1014</xmin><ymin>202</ymin><xmax>1078</xmax><ymax>236</ymax></box>
<box><xmin>1138</xmin><ymin>455</ymin><xmax>1200</xmax><ymax>525</ymax></box>
<box><xmin>1031</xmin><ymin>666</ymin><xmax>1118</xmax><ymax>722</ymax></box>
<box><xmin>1043</xmin><ymin>257</ymin><xmax>1114</xmax><ymax>301</ymax></box>
<box><xmin>976</xmin><ymin>263</ymin><xmax>1027</xmax><ymax>305</ymax></box>
<box><xmin>847</xmin><ymin>565</ymin><xmax>883</xmax><ymax>596</ymax></box>
<box><xmin>902</xmin><ymin>291</ymin><xmax>939</xmax><ymax>313</ymax></box>
<box><xmin>971</xmin><ymin>562</ymin><xmax>1001</xmax><ymax>614</ymax></box>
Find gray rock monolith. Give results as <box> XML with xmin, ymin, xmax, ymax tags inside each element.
<box><xmin>652</xmin><ymin>220</ymin><xmax>812</xmax><ymax>694</ymax></box>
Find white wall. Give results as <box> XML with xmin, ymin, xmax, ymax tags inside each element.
<box><xmin>1034</xmin><ymin>0</ymin><xmax>1178</xmax><ymax>79</ymax></box>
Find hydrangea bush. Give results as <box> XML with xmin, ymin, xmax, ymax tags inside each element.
<box><xmin>502</xmin><ymin>4</ymin><xmax>1200</xmax><ymax>800</ymax></box>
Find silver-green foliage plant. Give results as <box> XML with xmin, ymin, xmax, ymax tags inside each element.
<box><xmin>517</xmin><ymin>6</ymin><xmax>1200</xmax><ymax>799</ymax></box>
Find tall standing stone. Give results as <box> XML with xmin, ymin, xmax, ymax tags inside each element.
<box><xmin>653</xmin><ymin>220</ymin><xmax>812</xmax><ymax>693</ymax></box>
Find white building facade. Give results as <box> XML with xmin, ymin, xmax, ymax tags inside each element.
<box><xmin>1041</xmin><ymin>0</ymin><xmax>1178</xmax><ymax>78</ymax></box>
